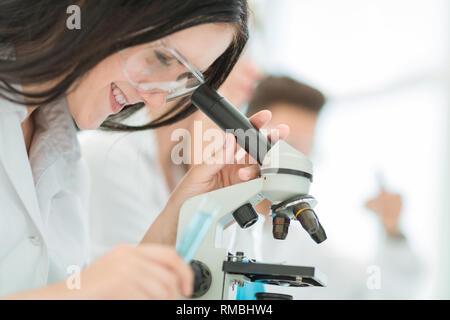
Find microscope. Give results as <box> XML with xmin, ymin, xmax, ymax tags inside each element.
<box><xmin>176</xmin><ymin>84</ymin><xmax>327</xmax><ymax>300</ymax></box>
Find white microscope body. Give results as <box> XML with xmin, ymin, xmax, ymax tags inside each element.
<box><xmin>176</xmin><ymin>140</ymin><xmax>323</xmax><ymax>299</ymax></box>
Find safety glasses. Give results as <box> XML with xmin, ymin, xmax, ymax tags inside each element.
<box><xmin>120</xmin><ymin>38</ymin><xmax>205</xmax><ymax>102</ymax></box>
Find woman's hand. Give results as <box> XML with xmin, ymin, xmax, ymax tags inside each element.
<box><xmin>6</xmin><ymin>244</ymin><xmax>193</xmax><ymax>300</ymax></box>
<box><xmin>171</xmin><ymin>110</ymin><xmax>289</xmax><ymax>207</ymax></box>
<box><xmin>78</xmin><ymin>244</ymin><xmax>193</xmax><ymax>299</ymax></box>
<box><xmin>142</xmin><ymin>110</ymin><xmax>289</xmax><ymax>245</ymax></box>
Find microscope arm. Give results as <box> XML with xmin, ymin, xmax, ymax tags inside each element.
<box><xmin>176</xmin><ymin>177</ymin><xmax>265</xmax><ymax>299</ymax></box>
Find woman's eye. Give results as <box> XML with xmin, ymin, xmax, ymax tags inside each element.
<box><xmin>154</xmin><ymin>50</ymin><xmax>171</xmax><ymax>66</ymax></box>
<box><xmin>176</xmin><ymin>72</ymin><xmax>193</xmax><ymax>81</ymax></box>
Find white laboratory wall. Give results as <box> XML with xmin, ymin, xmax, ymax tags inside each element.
<box><xmin>250</xmin><ymin>0</ymin><xmax>449</xmax><ymax>298</ymax></box>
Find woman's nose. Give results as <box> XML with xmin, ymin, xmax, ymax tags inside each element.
<box><xmin>139</xmin><ymin>92</ymin><xmax>168</xmax><ymax>109</ymax></box>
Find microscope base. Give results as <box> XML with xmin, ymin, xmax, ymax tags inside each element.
<box><xmin>221</xmin><ymin>261</ymin><xmax>327</xmax><ymax>300</ymax></box>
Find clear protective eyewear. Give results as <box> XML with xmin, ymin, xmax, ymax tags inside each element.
<box><xmin>120</xmin><ymin>38</ymin><xmax>205</xmax><ymax>102</ymax></box>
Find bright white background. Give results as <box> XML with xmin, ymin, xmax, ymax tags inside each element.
<box><xmin>249</xmin><ymin>0</ymin><xmax>449</xmax><ymax>298</ymax></box>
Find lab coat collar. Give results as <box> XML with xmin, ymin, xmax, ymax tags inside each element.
<box><xmin>0</xmin><ymin>97</ymin><xmax>46</xmax><ymax>240</ymax></box>
<box><xmin>0</xmin><ymin>95</ymin><xmax>28</xmax><ymax>121</ymax></box>
<box><xmin>29</xmin><ymin>96</ymin><xmax>80</xmax><ymax>185</ymax></box>
<box><xmin>0</xmin><ymin>95</ymin><xmax>80</xmax><ymax>241</ymax></box>
<box><xmin>0</xmin><ymin>44</ymin><xmax>26</xmax><ymax>122</ymax></box>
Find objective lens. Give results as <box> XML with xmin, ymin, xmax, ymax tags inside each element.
<box><xmin>293</xmin><ymin>203</ymin><xmax>327</xmax><ymax>244</ymax></box>
<box><xmin>272</xmin><ymin>215</ymin><xmax>290</xmax><ymax>240</ymax></box>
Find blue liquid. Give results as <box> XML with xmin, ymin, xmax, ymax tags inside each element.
<box><xmin>176</xmin><ymin>211</ymin><xmax>213</xmax><ymax>264</ymax></box>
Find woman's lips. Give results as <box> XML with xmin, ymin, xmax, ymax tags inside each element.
<box><xmin>109</xmin><ymin>82</ymin><xmax>129</xmax><ymax>114</ymax></box>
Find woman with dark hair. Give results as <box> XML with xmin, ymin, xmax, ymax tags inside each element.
<box><xmin>0</xmin><ymin>1</ymin><xmax>289</xmax><ymax>299</ymax></box>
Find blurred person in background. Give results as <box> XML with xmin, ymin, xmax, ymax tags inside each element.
<box><xmin>79</xmin><ymin>57</ymin><xmax>263</xmax><ymax>260</ymax></box>
<box><xmin>232</xmin><ymin>76</ymin><xmax>422</xmax><ymax>299</ymax></box>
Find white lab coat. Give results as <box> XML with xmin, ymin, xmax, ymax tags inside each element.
<box><xmin>78</xmin><ymin>109</ymin><xmax>170</xmax><ymax>260</ymax></box>
<box><xmin>0</xmin><ymin>96</ymin><xmax>90</xmax><ymax>297</ymax></box>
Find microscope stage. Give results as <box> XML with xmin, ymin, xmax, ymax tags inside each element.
<box><xmin>222</xmin><ymin>261</ymin><xmax>327</xmax><ymax>287</ymax></box>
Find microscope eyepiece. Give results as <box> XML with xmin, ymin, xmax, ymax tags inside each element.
<box><xmin>293</xmin><ymin>203</ymin><xmax>327</xmax><ymax>244</ymax></box>
<box><xmin>191</xmin><ymin>84</ymin><xmax>271</xmax><ymax>165</ymax></box>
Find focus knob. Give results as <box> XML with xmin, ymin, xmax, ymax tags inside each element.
<box><xmin>232</xmin><ymin>203</ymin><xmax>258</xmax><ymax>229</ymax></box>
<box><xmin>190</xmin><ymin>260</ymin><xmax>212</xmax><ymax>298</ymax></box>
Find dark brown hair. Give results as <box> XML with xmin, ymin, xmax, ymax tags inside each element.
<box><xmin>0</xmin><ymin>0</ymin><xmax>249</xmax><ymax>131</ymax></box>
<box><xmin>247</xmin><ymin>76</ymin><xmax>326</xmax><ymax>116</ymax></box>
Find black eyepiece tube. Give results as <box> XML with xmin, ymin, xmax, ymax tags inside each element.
<box><xmin>191</xmin><ymin>84</ymin><xmax>272</xmax><ymax>165</ymax></box>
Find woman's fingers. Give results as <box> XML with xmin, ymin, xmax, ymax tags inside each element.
<box><xmin>268</xmin><ymin>123</ymin><xmax>290</xmax><ymax>142</ymax></box>
<box><xmin>234</xmin><ymin>122</ymin><xmax>290</xmax><ymax>166</ymax></box>
<box><xmin>138</xmin><ymin>260</ymin><xmax>180</xmax><ymax>299</ymax></box>
<box><xmin>199</xmin><ymin>110</ymin><xmax>289</xmax><ymax>170</ymax></box>
<box><xmin>138</xmin><ymin>245</ymin><xmax>194</xmax><ymax>297</ymax></box>
<box><xmin>238</xmin><ymin>165</ymin><xmax>260</xmax><ymax>181</ymax></box>
<box><xmin>248</xmin><ymin>110</ymin><xmax>272</xmax><ymax>129</ymax></box>
<box><xmin>178</xmin><ymin>109</ymin><xmax>291</xmax><ymax>200</ymax></box>
<box><xmin>220</xmin><ymin>132</ymin><xmax>237</xmax><ymax>166</ymax></box>
<box><xmin>248</xmin><ymin>109</ymin><xmax>290</xmax><ymax>149</ymax></box>
<box><xmin>189</xmin><ymin>132</ymin><xmax>236</xmax><ymax>183</ymax></box>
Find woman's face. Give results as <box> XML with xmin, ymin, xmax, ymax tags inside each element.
<box><xmin>66</xmin><ymin>23</ymin><xmax>234</xmax><ymax>130</ymax></box>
